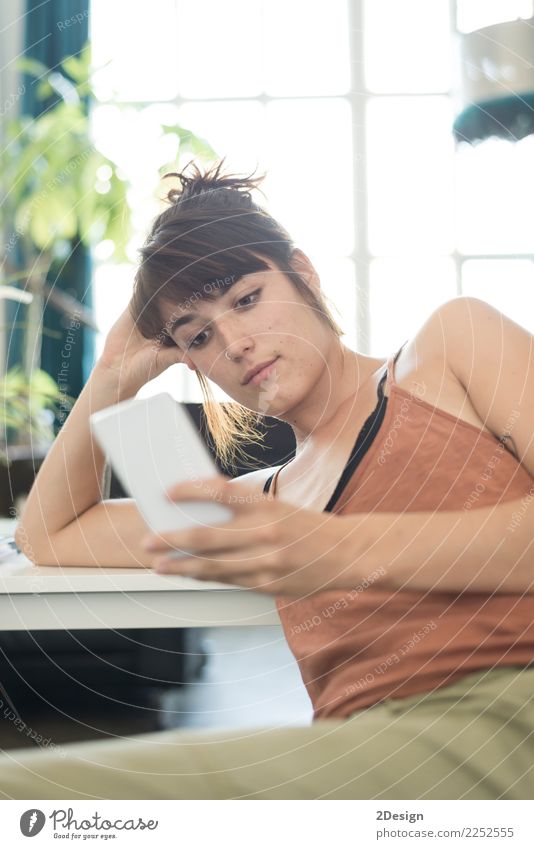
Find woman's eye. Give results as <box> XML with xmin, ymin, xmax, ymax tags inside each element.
<box><xmin>186</xmin><ymin>289</ymin><xmax>261</xmax><ymax>349</ymax></box>
<box><xmin>186</xmin><ymin>330</ymin><xmax>206</xmax><ymax>348</ymax></box>
<box><xmin>236</xmin><ymin>288</ymin><xmax>261</xmax><ymax>309</ymax></box>
<box><xmin>187</xmin><ymin>331</ymin><xmax>208</xmax><ymax>349</ymax></box>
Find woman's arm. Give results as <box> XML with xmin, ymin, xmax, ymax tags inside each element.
<box><xmin>15</xmin><ymin>306</ymin><xmax>186</xmax><ymax>567</ymax></box>
<box><xmin>14</xmin><ymin>362</ymin><xmax>154</xmax><ymax>567</ymax></box>
<box><xmin>344</xmin><ymin>495</ymin><xmax>534</xmax><ymax>594</ymax></box>
<box><xmin>138</xmin><ymin>477</ymin><xmax>534</xmax><ymax>594</ymax></box>
<box><xmin>344</xmin><ymin>297</ymin><xmax>534</xmax><ymax>594</ymax></box>
<box><xmin>141</xmin><ymin>296</ymin><xmax>534</xmax><ymax>594</ymax></box>
<box><xmin>433</xmin><ymin>296</ymin><xmax>534</xmax><ymax>479</ymax></box>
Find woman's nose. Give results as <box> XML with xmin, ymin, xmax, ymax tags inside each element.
<box><xmin>223</xmin><ymin>334</ymin><xmax>254</xmax><ymax>361</ymax></box>
<box><xmin>217</xmin><ymin>315</ymin><xmax>255</xmax><ymax>360</ymax></box>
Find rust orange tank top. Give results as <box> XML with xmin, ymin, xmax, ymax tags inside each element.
<box><xmin>265</xmin><ymin>344</ymin><xmax>534</xmax><ymax>720</ymax></box>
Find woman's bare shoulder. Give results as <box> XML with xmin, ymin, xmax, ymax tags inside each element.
<box><xmin>393</xmin><ymin>297</ymin><xmax>519</xmax><ymax>447</ymax></box>
<box><xmin>226</xmin><ymin>466</ymin><xmax>281</xmax><ymax>499</ymax></box>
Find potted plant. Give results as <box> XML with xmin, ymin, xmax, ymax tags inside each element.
<box><xmin>0</xmin><ymin>44</ymin><xmax>216</xmax><ymax>515</ymax></box>
<box><xmin>0</xmin><ymin>285</ymin><xmax>74</xmax><ymax>515</ymax></box>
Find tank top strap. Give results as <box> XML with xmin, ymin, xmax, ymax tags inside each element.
<box><xmin>267</xmin><ymin>340</ymin><xmax>408</xmax><ymax>498</ymax></box>
<box><xmin>385</xmin><ymin>339</ymin><xmax>409</xmax><ymax>395</ymax></box>
<box><xmin>269</xmin><ymin>459</ymin><xmax>292</xmax><ymax>497</ymax></box>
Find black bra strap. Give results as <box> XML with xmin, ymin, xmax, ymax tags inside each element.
<box><xmin>323</xmin><ymin>368</ymin><xmax>388</xmax><ymax>512</ymax></box>
<box><xmin>262</xmin><ymin>366</ymin><xmax>389</xmax><ymax>499</ymax></box>
<box><xmin>263</xmin><ymin>473</ymin><xmax>274</xmax><ymax>495</ymax></box>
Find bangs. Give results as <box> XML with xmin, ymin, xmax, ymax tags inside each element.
<box><xmin>131</xmin><ymin>218</ymin><xmax>287</xmax><ymax>344</ymax></box>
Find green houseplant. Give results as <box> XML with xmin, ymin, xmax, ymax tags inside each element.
<box><xmin>0</xmin><ymin>44</ymin><xmax>133</xmax><ymax>464</ymax></box>
<box><xmin>0</xmin><ymin>42</ymin><xmax>216</xmax><ymax>382</ymax></box>
<box><xmin>0</xmin><ymin>44</ymin><xmax>216</xmax><ymax>510</ymax></box>
<box><xmin>0</xmin><ymin>285</ymin><xmax>71</xmax><ymax>466</ymax></box>
<box><xmin>0</xmin><ymin>45</ymin><xmax>132</xmax><ymax>384</ymax></box>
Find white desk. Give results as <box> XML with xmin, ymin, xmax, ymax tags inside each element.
<box><xmin>0</xmin><ymin>554</ymin><xmax>279</xmax><ymax>631</ymax></box>
<box><xmin>0</xmin><ymin>508</ymin><xmax>278</xmax><ymax>632</ymax></box>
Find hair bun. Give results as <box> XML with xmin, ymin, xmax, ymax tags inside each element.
<box><xmin>163</xmin><ymin>157</ymin><xmax>266</xmax><ymax>206</ymax></box>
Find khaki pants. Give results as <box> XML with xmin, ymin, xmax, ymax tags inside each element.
<box><xmin>1</xmin><ymin>666</ymin><xmax>533</xmax><ymax>800</ymax></box>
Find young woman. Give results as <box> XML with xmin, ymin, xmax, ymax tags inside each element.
<box><xmin>3</xmin><ymin>161</ymin><xmax>534</xmax><ymax>800</ymax></box>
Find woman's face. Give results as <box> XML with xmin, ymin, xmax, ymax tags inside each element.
<box><xmin>161</xmin><ymin>253</ymin><xmax>337</xmax><ymax>417</ymax></box>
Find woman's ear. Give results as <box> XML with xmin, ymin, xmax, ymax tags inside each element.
<box><xmin>289</xmin><ymin>248</ymin><xmax>321</xmax><ymax>294</ymax></box>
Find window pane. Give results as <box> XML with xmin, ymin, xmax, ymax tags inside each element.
<box><xmin>313</xmin><ymin>256</ymin><xmax>357</xmax><ymax>350</ymax></box>
<box><xmin>93</xmin><ymin>264</ymin><xmax>134</xmax><ymax>361</ymax></box>
<box><xmin>367</xmin><ymin>97</ymin><xmax>455</xmax><ymax>256</ymax></box>
<box><xmin>364</xmin><ymin>0</ymin><xmax>451</xmax><ymax>93</ymax></box>
<box><xmin>462</xmin><ymin>259</ymin><xmax>534</xmax><ymax>332</ymax></box>
<box><xmin>456</xmin><ymin>0</ymin><xmax>533</xmax><ymax>33</ymax></box>
<box><xmin>91</xmin><ymin>103</ymin><xmax>182</xmax><ymax>257</ymax></box>
<box><xmin>90</xmin><ymin>0</ymin><xmax>179</xmax><ymax>101</ymax></box>
<box><xmin>455</xmin><ymin>136</ymin><xmax>534</xmax><ymax>255</ymax></box>
<box><xmin>264</xmin><ymin>0</ymin><xmax>350</xmax><ymax>96</ymax></box>
<box><xmin>369</xmin><ymin>257</ymin><xmax>457</xmax><ymax>355</ymax></box>
<box><xmin>176</xmin><ymin>0</ymin><xmax>263</xmax><ymax>98</ymax></box>
<box><xmin>264</xmin><ymin>99</ymin><xmax>354</xmax><ymax>256</ymax></box>
<box><xmin>178</xmin><ymin>101</ymin><xmax>266</xmax><ymax>175</ymax></box>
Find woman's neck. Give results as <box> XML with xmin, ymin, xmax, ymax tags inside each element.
<box><xmin>287</xmin><ymin>344</ymin><xmax>387</xmax><ymax>453</ymax></box>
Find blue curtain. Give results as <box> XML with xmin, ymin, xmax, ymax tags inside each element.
<box><xmin>11</xmin><ymin>0</ymin><xmax>94</xmax><ymax>401</ymax></box>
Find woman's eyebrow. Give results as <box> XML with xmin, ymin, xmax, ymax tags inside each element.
<box><xmin>166</xmin><ymin>276</ymin><xmax>243</xmax><ymax>334</ymax></box>
<box><xmin>167</xmin><ymin>312</ymin><xmax>202</xmax><ymax>334</ymax></box>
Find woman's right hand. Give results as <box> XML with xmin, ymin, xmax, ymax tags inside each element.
<box><xmin>96</xmin><ymin>304</ymin><xmax>191</xmax><ymax>395</ymax></box>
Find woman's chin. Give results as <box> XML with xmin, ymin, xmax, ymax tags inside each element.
<box><xmin>256</xmin><ymin>394</ymin><xmax>296</xmax><ymax>419</ymax></box>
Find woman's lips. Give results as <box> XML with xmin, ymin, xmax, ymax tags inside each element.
<box><xmin>247</xmin><ymin>357</ymin><xmax>279</xmax><ymax>386</ymax></box>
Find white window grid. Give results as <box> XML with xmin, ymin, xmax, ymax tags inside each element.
<box><xmin>90</xmin><ymin>0</ymin><xmax>534</xmax><ymax>402</ymax></box>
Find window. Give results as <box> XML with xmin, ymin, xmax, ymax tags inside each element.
<box><xmin>90</xmin><ymin>0</ymin><xmax>534</xmax><ymax>401</ymax></box>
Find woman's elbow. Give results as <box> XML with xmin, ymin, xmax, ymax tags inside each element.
<box><xmin>14</xmin><ymin>521</ymin><xmax>55</xmax><ymax>565</ymax></box>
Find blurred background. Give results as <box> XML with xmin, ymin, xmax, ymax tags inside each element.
<box><xmin>0</xmin><ymin>0</ymin><xmax>533</xmax><ymax>748</ymax></box>
<box><xmin>2</xmin><ymin>0</ymin><xmax>534</xmax><ymax>470</ymax></box>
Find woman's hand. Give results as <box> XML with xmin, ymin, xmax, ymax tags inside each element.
<box><xmin>141</xmin><ymin>475</ymin><xmax>361</xmax><ymax>596</ymax></box>
<box><xmin>97</xmin><ymin>304</ymin><xmax>191</xmax><ymax>395</ymax></box>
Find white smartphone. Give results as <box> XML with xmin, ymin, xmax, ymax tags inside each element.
<box><xmin>90</xmin><ymin>393</ymin><xmax>234</xmax><ymax>537</ymax></box>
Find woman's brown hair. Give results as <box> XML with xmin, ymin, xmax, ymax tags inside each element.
<box><xmin>130</xmin><ymin>159</ymin><xmax>344</xmax><ymax>471</ymax></box>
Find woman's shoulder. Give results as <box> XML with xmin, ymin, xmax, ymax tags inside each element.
<box><xmin>391</xmin><ymin>297</ymin><xmax>521</xmax><ymax>452</ymax></box>
<box><xmin>226</xmin><ymin>465</ymin><xmax>282</xmax><ymax>500</ymax></box>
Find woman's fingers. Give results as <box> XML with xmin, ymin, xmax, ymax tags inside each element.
<box><xmin>157</xmin><ymin>341</ymin><xmax>188</xmax><ymax>368</ymax></box>
<box><xmin>196</xmin><ymin>569</ymin><xmax>283</xmax><ymax>593</ymax></box>
<box><xmin>153</xmin><ymin>545</ymin><xmax>282</xmax><ymax>579</ymax></box>
<box><xmin>143</xmin><ymin>474</ymin><xmax>348</xmax><ymax>596</ymax></box>
<box><xmin>142</xmin><ymin>514</ymin><xmax>277</xmax><ymax>554</ymax></box>
<box><xmin>143</xmin><ymin>476</ymin><xmax>284</xmax><ymax>554</ymax></box>
<box><xmin>165</xmin><ymin>475</ymin><xmax>265</xmax><ymax>509</ymax></box>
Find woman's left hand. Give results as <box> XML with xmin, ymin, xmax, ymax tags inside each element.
<box><xmin>142</xmin><ymin>475</ymin><xmax>360</xmax><ymax>596</ymax></box>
